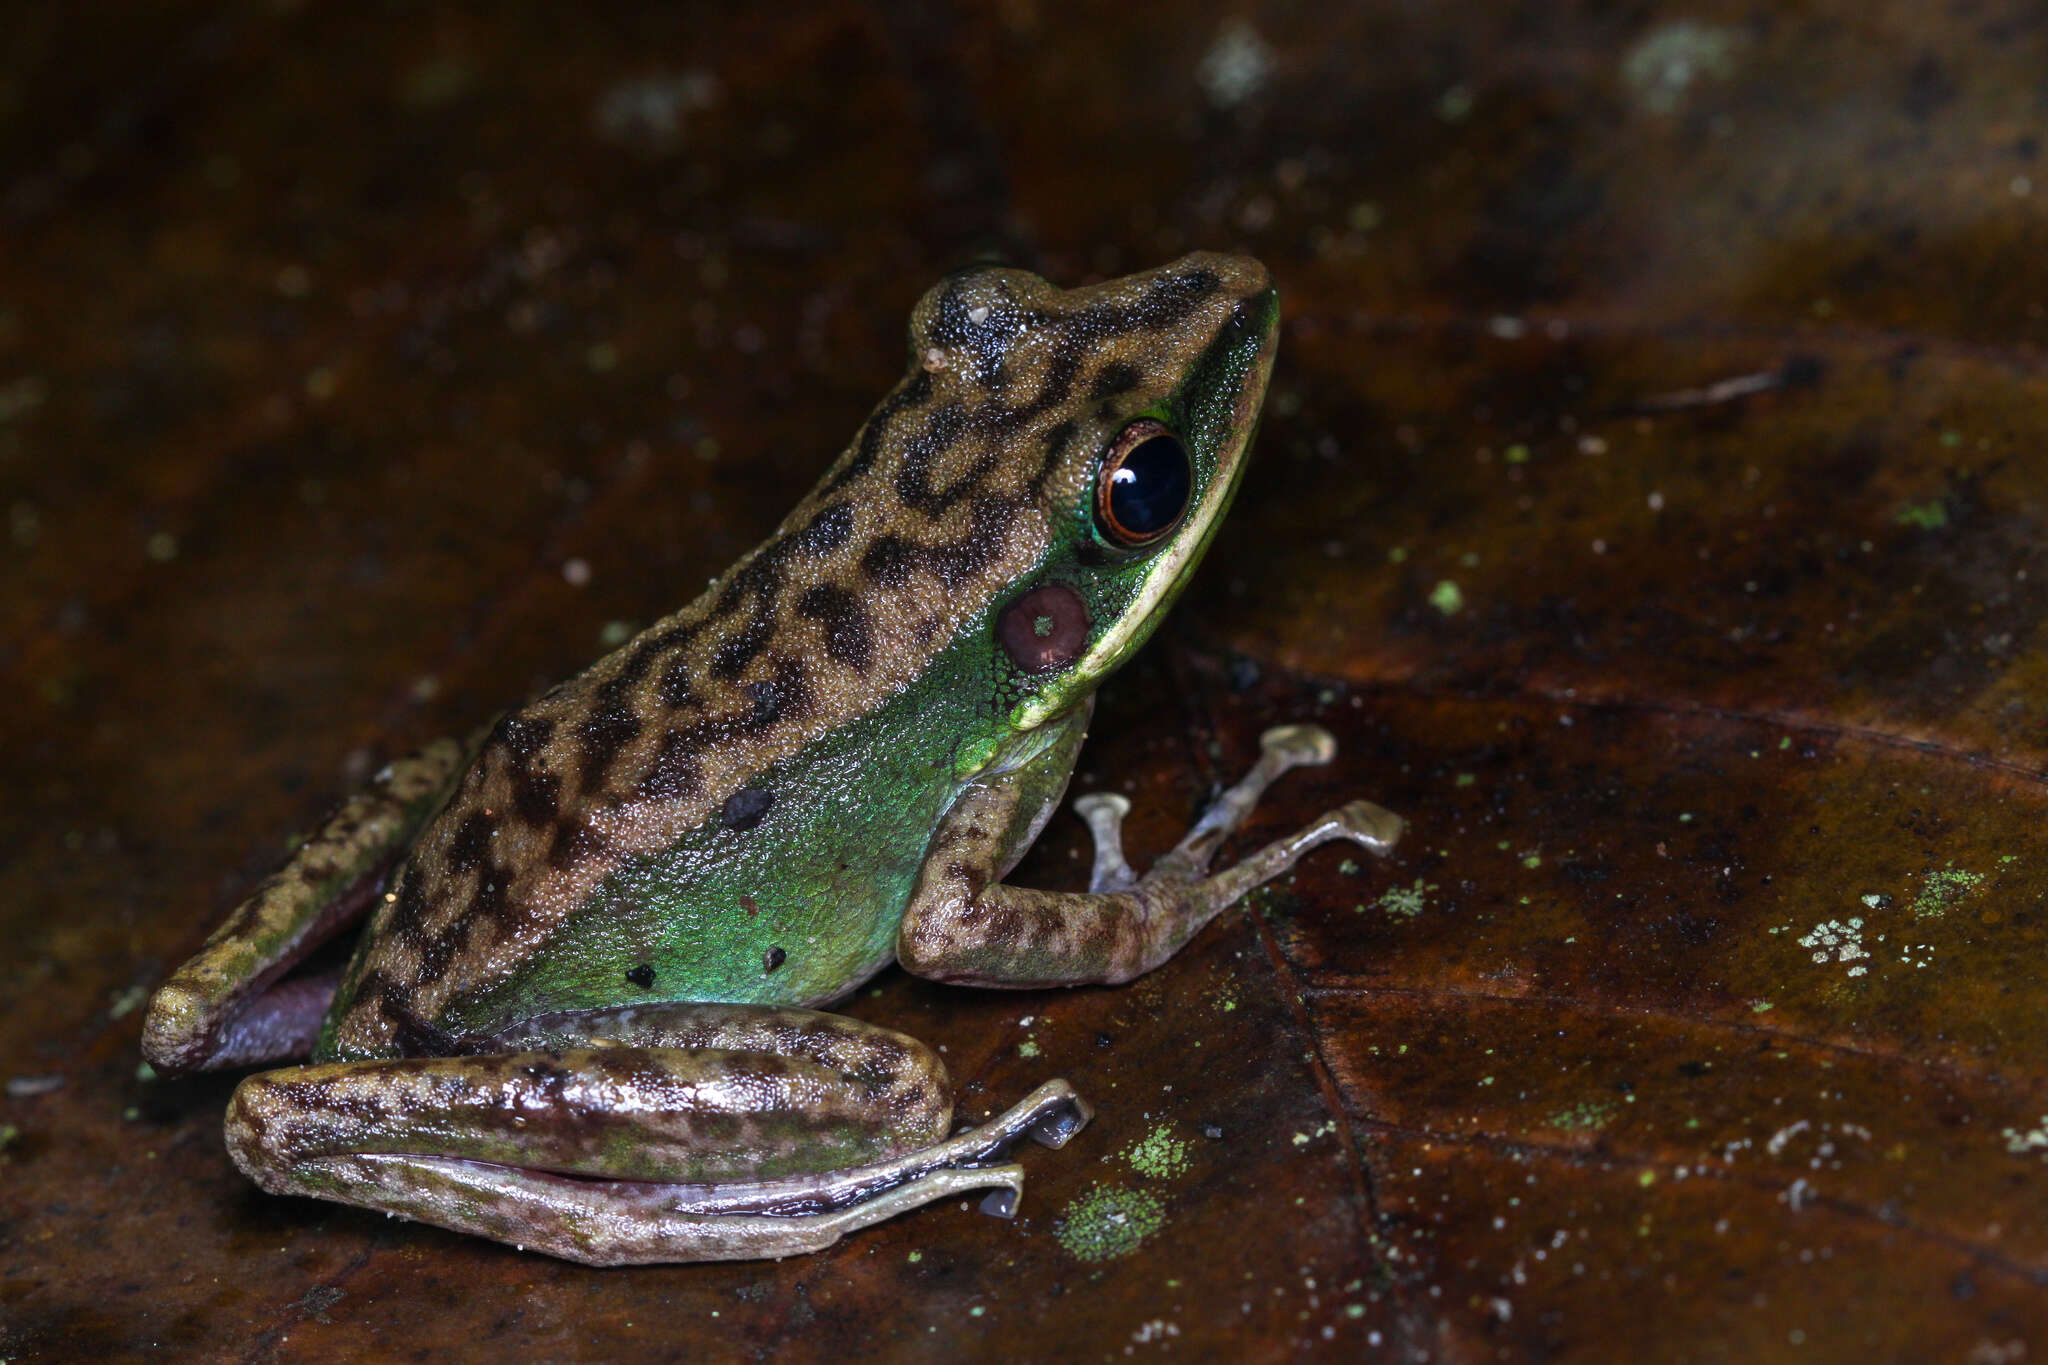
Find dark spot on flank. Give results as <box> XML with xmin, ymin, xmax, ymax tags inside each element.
<box><xmin>721</xmin><ymin>786</ymin><xmax>776</xmax><ymax>831</ymax></box>
<box><xmin>862</xmin><ymin>535</ymin><xmax>914</xmax><ymax>586</ymax></box>
<box><xmin>794</xmin><ymin>504</ymin><xmax>854</xmax><ymax>555</ymax></box>
<box><xmin>998</xmin><ymin>582</ymin><xmax>1090</xmax><ymax>673</ymax></box>
<box><xmin>744</xmin><ymin>680</ymin><xmax>781</xmax><ymax>727</ymax></box>
<box><xmin>1088</xmin><ymin>362</ymin><xmax>1141</xmax><ymax>399</ymax></box>
<box><xmin>763</xmin><ymin>946</ymin><xmax>787</xmax><ymax>973</ymax></box>
<box><xmin>625</xmin><ymin>963</ymin><xmax>656</xmax><ymax>990</ymax></box>
<box><xmin>740</xmin><ymin>895</ymin><xmax>759</xmax><ymax>915</ymax></box>
<box><xmin>798</xmin><ymin>583</ymin><xmax>873</xmax><ymax>672</ymax></box>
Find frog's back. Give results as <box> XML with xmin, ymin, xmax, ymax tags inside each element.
<box><xmin>319</xmin><ymin>253</ymin><xmax>1271</xmax><ymax>1060</ymax></box>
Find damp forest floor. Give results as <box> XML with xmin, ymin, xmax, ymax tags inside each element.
<box><xmin>5</xmin><ymin>3</ymin><xmax>2048</xmax><ymax>1362</ymax></box>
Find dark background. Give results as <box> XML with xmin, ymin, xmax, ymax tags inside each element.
<box><xmin>4</xmin><ymin>2</ymin><xmax>2047</xmax><ymax>1360</ymax></box>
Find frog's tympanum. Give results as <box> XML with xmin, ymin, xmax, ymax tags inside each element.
<box><xmin>143</xmin><ymin>255</ymin><xmax>1402</xmax><ymax>1265</ymax></box>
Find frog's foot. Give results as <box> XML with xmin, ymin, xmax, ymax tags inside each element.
<box><xmin>901</xmin><ymin>721</ymin><xmax>1406</xmax><ymax>989</ymax></box>
<box><xmin>226</xmin><ymin>1006</ymin><xmax>1090</xmax><ymax>1265</ymax></box>
<box><xmin>1073</xmin><ymin>723</ymin><xmax>1403</xmax><ymax>893</ymax></box>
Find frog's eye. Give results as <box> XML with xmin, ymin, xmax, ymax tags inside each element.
<box><xmin>1095</xmin><ymin>420</ymin><xmax>1191</xmax><ymax>549</ymax></box>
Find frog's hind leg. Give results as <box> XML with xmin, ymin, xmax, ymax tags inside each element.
<box><xmin>225</xmin><ymin>1003</ymin><xmax>1090</xmax><ymax>1265</ymax></box>
<box><xmin>142</xmin><ymin>738</ymin><xmax>468</xmax><ymax>1074</ymax></box>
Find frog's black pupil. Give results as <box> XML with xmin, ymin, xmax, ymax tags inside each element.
<box><xmin>1104</xmin><ymin>434</ymin><xmax>1190</xmax><ymax>543</ymax></box>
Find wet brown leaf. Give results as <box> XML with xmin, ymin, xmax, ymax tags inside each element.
<box><xmin>3</xmin><ymin>1</ymin><xmax>2046</xmax><ymax>1361</ymax></box>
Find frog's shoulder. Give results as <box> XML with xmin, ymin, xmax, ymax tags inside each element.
<box><xmin>325</xmin><ymin>257</ymin><xmax>1254</xmax><ymax>1057</ymax></box>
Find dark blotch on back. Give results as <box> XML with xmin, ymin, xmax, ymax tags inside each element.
<box><xmin>798</xmin><ymin>583</ymin><xmax>873</xmax><ymax>672</ymax></box>
<box><xmin>862</xmin><ymin>535</ymin><xmax>914</xmax><ymax>586</ymax></box>
<box><xmin>824</xmin><ymin>371</ymin><xmax>933</xmax><ymax>497</ymax></box>
<box><xmin>657</xmin><ymin>658</ymin><xmax>696</xmax><ymax>709</ymax></box>
<box><xmin>721</xmin><ymin>786</ymin><xmax>776</xmax><ymax>832</ymax></box>
<box><xmin>446</xmin><ymin>812</ymin><xmax>495</xmax><ymax>875</ymax></box>
<box><xmin>576</xmin><ymin>703</ymin><xmax>643</xmax><ymax>785</ymax></box>
<box><xmin>1088</xmin><ymin>362</ymin><xmax>1141</xmax><ymax>399</ymax></box>
<box><xmin>510</xmin><ymin>769</ymin><xmax>561</xmax><ymax>826</ymax></box>
<box><xmin>794</xmin><ymin>504</ymin><xmax>854</xmax><ymax>556</ymax></box>
<box><xmin>548</xmin><ymin>821</ymin><xmax>606</xmax><ymax>869</ymax></box>
<box><xmin>921</xmin><ymin>497</ymin><xmax>1016</xmax><ymax>587</ymax></box>
<box><xmin>494</xmin><ymin>716</ymin><xmax>553</xmax><ymax>761</ymax></box>
<box><xmin>640</xmin><ymin>732</ymin><xmax>703</xmax><ymax>800</ymax></box>
<box><xmin>763</xmin><ymin>946</ymin><xmax>787</xmax><ymax>973</ymax></box>
<box><xmin>624</xmin><ymin>963</ymin><xmax>656</xmax><ymax>990</ymax></box>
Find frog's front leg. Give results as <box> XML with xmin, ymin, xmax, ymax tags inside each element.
<box><xmin>225</xmin><ymin>1003</ymin><xmax>1089</xmax><ymax>1266</ymax></box>
<box><xmin>898</xmin><ymin>723</ymin><xmax>1403</xmax><ymax>987</ymax></box>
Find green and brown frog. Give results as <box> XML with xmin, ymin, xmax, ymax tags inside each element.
<box><xmin>142</xmin><ymin>254</ymin><xmax>1402</xmax><ymax>1265</ymax></box>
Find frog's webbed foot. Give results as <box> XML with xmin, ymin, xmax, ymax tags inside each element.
<box><xmin>226</xmin><ymin>1004</ymin><xmax>1090</xmax><ymax>1265</ymax></box>
<box><xmin>1073</xmin><ymin>723</ymin><xmax>1403</xmax><ymax>895</ymax></box>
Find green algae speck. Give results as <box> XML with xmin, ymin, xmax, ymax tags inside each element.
<box><xmin>1894</xmin><ymin>500</ymin><xmax>1949</xmax><ymax>530</ymax></box>
<box><xmin>1056</xmin><ymin>1185</ymin><xmax>1166</xmax><ymax>1262</ymax></box>
<box><xmin>1547</xmin><ymin>1099</ymin><xmax>1617</xmax><ymax>1132</ymax></box>
<box><xmin>1548</xmin><ymin>1096</ymin><xmax>1613</xmax><ymax>1129</ymax></box>
<box><xmin>1124</xmin><ymin>1124</ymin><xmax>1191</xmax><ymax>1180</ymax></box>
<box><xmin>1379</xmin><ymin>878</ymin><xmax>1434</xmax><ymax>919</ymax></box>
<box><xmin>1913</xmin><ymin>866</ymin><xmax>1983</xmax><ymax>919</ymax></box>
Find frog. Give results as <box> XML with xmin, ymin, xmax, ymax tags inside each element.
<box><xmin>141</xmin><ymin>253</ymin><xmax>1403</xmax><ymax>1266</ymax></box>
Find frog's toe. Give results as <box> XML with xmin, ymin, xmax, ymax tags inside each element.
<box><xmin>979</xmin><ymin>1173</ymin><xmax>1025</xmax><ymax>1219</ymax></box>
<box><xmin>1025</xmin><ymin>1085</ymin><xmax>1095</xmax><ymax>1149</ymax></box>
<box><xmin>1334</xmin><ymin>798</ymin><xmax>1405</xmax><ymax>857</ymax></box>
<box><xmin>947</xmin><ymin>1078</ymin><xmax>1093</xmax><ymax>1159</ymax></box>
<box><xmin>1072</xmin><ymin>792</ymin><xmax>1132</xmax><ymax>825</ymax></box>
<box><xmin>1073</xmin><ymin>793</ymin><xmax>1137</xmax><ymax>893</ymax></box>
<box><xmin>1257</xmin><ymin>722</ymin><xmax>1338</xmax><ymax>768</ymax></box>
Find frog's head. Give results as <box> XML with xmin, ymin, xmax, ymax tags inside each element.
<box><xmin>895</xmin><ymin>253</ymin><xmax>1278</xmax><ymax>742</ymax></box>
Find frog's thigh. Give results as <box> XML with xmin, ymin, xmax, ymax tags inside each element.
<box><xmin>224</xmin><ymin>1004</ymin><xmax>1070</xmax><ymax>1264</ymax></box>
